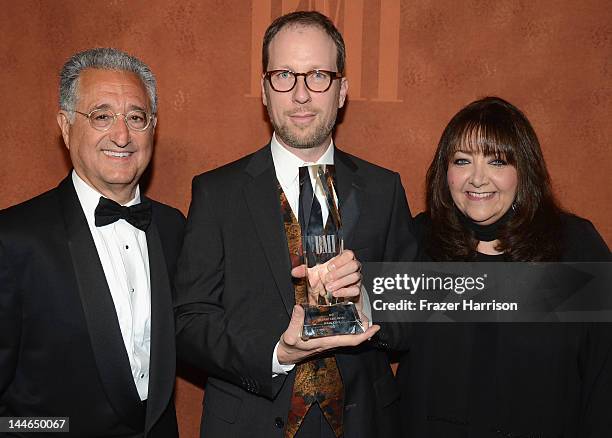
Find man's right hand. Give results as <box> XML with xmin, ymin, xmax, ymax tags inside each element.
<box><xmin>276</xmin><ymin>305</ymin><xmax>380</xmax><ymax>366</ymax></box>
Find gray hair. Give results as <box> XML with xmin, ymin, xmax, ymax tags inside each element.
<box><xmin>59</xmin><ymin>48</ymin><xmax>157</xmax><ymax>118</ymax></box>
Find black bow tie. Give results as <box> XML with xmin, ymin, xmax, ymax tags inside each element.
<box><xmin>94</xmin><ymin>197</ymin><xmax>152</xmax><ymax>231</ymax></box>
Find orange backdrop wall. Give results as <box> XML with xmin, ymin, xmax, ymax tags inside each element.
<box><xmin>1</xmin><ymin>1</ymin><xmax>611</xmax><ymax>436</ymax></box>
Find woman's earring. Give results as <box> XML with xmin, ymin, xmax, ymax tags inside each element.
<box><xmin>511</xmin><ymin>201</ymin><xmax>517</xmax><ymax>212</ymax></box>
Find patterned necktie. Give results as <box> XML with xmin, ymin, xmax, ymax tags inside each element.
<box><xmin>278</xmin><ymin>181</ymin><xmax>344</xmax><ymax>438</ymax></box>
<box><xmin>94</xmin><ymin>197</ymin><xmax>152</xmax><ymax>231</ymax></box>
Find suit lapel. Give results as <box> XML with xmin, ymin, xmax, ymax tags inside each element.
<box><xmin>334</xmin><ymin>149</ymin><xmax>362</xmax><ymax>250</ymax></box>
<box><xmin>58</xmin><ymin>177</ymin><xmax>144</xmax><ymax>431</ymax></box>
<box><xmin>243</xmin><ymin>146</ymin><xmax>295</xmax><ymax>315</ymax></box>
<box><xmin>143</xmin><ymin>213</ymin><xmax>175</xmax><ymax>434</ymax></box>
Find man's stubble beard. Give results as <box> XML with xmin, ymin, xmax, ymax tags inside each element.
<box><xmin>268</xmin><ymin>106</ymin><xmax>338</xmax><ymax>150</ymax></box>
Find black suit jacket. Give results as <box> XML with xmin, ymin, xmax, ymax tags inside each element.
<box><xmin>0</xmin><ymin>176</ymin><xmax>184</xmax><ymax>437</ymax></box>
<box><xmin>174</xmin><ymin>145</ymin><xmax>417</xmax><ymax>438</ymax></box>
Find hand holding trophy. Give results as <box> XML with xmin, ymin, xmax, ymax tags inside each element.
<box><xmin>299</xmin><ymin>164</ymin><xmax>365</xmax><ymax>340</ymax></box>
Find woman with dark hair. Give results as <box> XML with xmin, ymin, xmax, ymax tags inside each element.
<box><xmin>396</xmin><ymin>97</ymin><xmax>611</xmax><ymax>437</ymax></box>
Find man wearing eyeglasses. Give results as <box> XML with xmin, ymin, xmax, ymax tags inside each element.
<box><xmin>175</xmin><ymin>11</ymin><xmax>416</xmax><ymax>438</ymax></box>
<box><xmin>0</xmin><ymin>48</ymin><xmax>183</xmax><ymax>437</ymax></box>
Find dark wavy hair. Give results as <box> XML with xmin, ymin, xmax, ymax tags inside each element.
<box><xmin>262</xmin><ymin>11</ymin><xmax>346</xmax><ymax>73</ymax></box>
<box><xmin>425</xmin><ymin>97</ymin><xmax>563</xmax><ymax>261</ymax></box>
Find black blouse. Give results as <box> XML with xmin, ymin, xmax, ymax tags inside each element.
<box><xmin>396</xmin><ymin>212</ymin><xmax>611</xmax><ymax>438</ymax></box>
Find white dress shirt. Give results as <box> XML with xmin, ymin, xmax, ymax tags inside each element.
<box><xmin>72</xmin><ymin>171</ymin><xmax>151</xmax><ymax>400</ymax></box>
<box><xmin>271</xmin><ymin>133</ymin><xmax>335</xmax><ymax>226</ymax></box>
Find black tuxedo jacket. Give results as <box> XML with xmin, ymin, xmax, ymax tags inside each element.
<box><xmin>0</xmin><ymin>176</ymin><xmax>184</xmax><ymax>437</ymax></box>
<box><xmin>174</xmin><ymin>145</ymin><xmax>417</xmax><ymax>438</ymax></box>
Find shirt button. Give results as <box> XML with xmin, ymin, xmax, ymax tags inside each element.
<box><xmin>140</xmin><ymin>373</ymin><xmax>145</xmax><ymax>379</ymax></box>
<box><xmin>130</xmin><ymin>288</ymin><xmax>135</xmax><ymax>293</ymax></box>
<box><xmin>125</xmin><ymin>245</ymin><xmax>129</xmax><ymax>250</ymax></box>
<box><xmin>274</xmin><ymin>417</ymin><xmax>284</xmax><ymax>428</ymax></box>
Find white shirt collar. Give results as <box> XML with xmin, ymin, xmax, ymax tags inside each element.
<box><xmin>71</xmin><ymin>170</ymin><xmax>141</xmax><ymax>224</ymax></box>
<box><xmin>270</xmin><ymin>132</ymin><xmax>335</xmax><ymax>188</ymax></box>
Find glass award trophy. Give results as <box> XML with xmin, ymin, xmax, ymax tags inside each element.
<box><xmin>300</xmin><ymin>164</ymin><xmax>365</xmax><ymax>340</ymax></box>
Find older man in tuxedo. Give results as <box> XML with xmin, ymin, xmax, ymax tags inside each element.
<box><xmin>174</xmin><ymin>11</ymin><xmax>416</xmax><ymax>438</ymax></box>
<box><xmin>0</xmin><ymin>48</ymin><xmax>183</xmax><ymax>437</ymax></box>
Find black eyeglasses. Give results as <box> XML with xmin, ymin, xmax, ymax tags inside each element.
<box><xmin>264</xmin><ymin>69</ymin><xmax>343</xmax><ymax>93</ymax></box>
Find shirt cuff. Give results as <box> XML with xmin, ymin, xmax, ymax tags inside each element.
<box><xmin>272</xmin><ymin>341</ymin><xmax>296</xmax><ymax>377</ymax></box>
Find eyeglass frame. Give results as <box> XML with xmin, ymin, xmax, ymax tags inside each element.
<box><xmin>71</xmin><ymin>108</ymin><xmax>156</xmax><ymax>132</ymax></box>
<box><xmin>263</xmin><ymin>69</ymin><xmax>344</xmax><ymax>93</ymax></box>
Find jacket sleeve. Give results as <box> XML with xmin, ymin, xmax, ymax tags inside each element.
<box><xmin>372</xmin><ymin>173</ymin><xmax>418</xmax><ymax>352</ymax></box>
<box><xmin>173</xmin><ymin>176</ymin><xmax>287</xmax><ymax>400</ymax></box>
